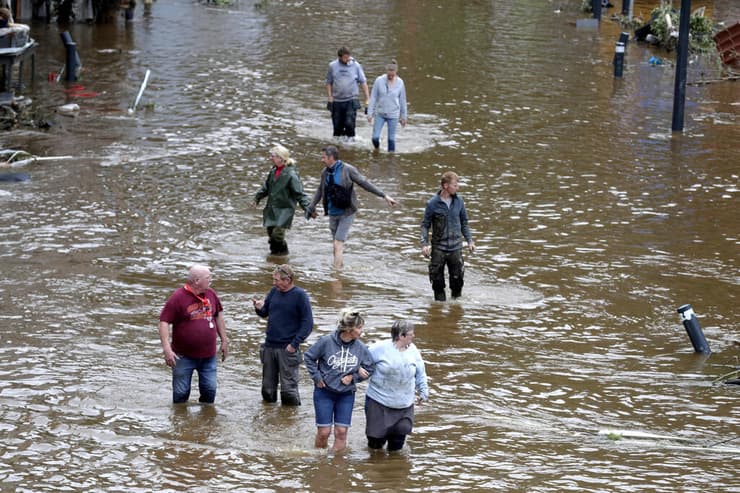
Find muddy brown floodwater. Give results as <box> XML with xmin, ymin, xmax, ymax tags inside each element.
<box><xmin>0</xmin><ymin>1</ymin><xmax>738</xmax><ymax>492</ymax></box>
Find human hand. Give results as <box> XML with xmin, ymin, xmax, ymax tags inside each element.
<box><xmin>358</xmin><ymin>367</ymin><xmax>369</xmax><ymax>379</ymax></box>
<box><xmin>400</xmin><ymin>118</ymin><xmax>407</xmax><ymax>127</ymax></box>
<box><xmin>422</xmin><ymin>245</ymin><xmax>431</xmax><ymax>257</ymax></box>
<box><xmin>220</xmin><ymin>342</ymin><xmax>229</xmax><ymax>362</ymax></box>
<box><xmin>340</xmin><ymin>374</ymin><xmax>353</xmax><ymax>385</ymax></box>
<box><xmin>468</xmin><ymin>242</ymin><xmax>475</xmax><ymax>253</ymax></box>
<box><xmin>252</xmin><ymin>297</ymin><xmax>265</xmax><ymax>310</ymax></box>
<box><xmin>163</xmin><ymin>349</ymin><xmax>178</xmax><ymax>368</ymax></box>
<box><xmin>316</xmin><ymin>379</ymin><xmax>326</xmax><ymax>388</ymax></box>
<box><xmin>384</xmin><ymin>195</ymin><xmax>397</xmax><ymax>207</ymax></box>
<box><xmin>326</xmin><ymin>101</ymin><xmax>333</xmax><ymax>112</ymax></box>
<box><xmin>285</xmin><ymin>344</ymin><xmax>296</xmax><ymax>353</ymax></box>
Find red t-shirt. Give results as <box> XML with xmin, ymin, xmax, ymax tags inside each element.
<box><xmin>160</xmin><ymin>286</ymin><xmax>223</xmax><ymax>358</ymax></box>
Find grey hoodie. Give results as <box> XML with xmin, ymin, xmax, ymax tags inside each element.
<box><xmin>304</xmin><ymin>330</ymin><xmax>375</xmax><ymax>393</ymax></box>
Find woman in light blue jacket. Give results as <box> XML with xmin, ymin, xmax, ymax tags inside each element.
<box><xmin>365</xmin><ymin>320</ymin><xmax>428</xmax><ymax>451</ymax></box>
<box><xmin>367</xmin><ymin>60</ymin><xmax>408</xmax><ymax>152</ymax></box>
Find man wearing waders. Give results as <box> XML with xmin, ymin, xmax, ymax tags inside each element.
<box><xmin>420</xmin><ymin>171</ymin><xmax>475</xmax><ymax>301</ymax></box>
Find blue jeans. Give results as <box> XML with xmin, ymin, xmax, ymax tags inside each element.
<box><xmin>172</xmin><ymin>355</ymin><xmax>217</xmax><ymax>404</ymax></box>
<box><xmin>372</xmin><ymin>115</ymin><xmax>399</xmax><ymax>152</ymax></box>
<box><xmin>313</xmin><ymin>387</ymin><xmax>355</xmax><ymax>428</ymax></box>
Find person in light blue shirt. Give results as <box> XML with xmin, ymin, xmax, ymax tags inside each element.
<box><xmin>367</xmin><ymin>59</ymin><xmax>408</xmax><ymax>152</ymax></box>
<box><xmin>365</xmin><ymin>320</ymin><xmax>429</xmax><ymax>451</ymax></box>
<box><xmin>325</xmin><ymin>46</ymin><xmax>370</xmax><ymax>141</ymax></box>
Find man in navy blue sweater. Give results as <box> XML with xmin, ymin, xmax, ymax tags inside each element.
<box><xmin>253</xmin><ymin>265</ymin><xmax>314</xmax><ymax>405</ymax></box>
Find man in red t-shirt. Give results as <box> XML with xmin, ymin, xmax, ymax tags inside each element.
<box><xmin>158</xmin><ymin>264</ymin><xmax>229</xmax><ymax>403</ymax></box>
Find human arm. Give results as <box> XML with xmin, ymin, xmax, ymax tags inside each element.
<box><xmin>399</xmin><ymin>81</ymin><xmax>408</xmax><ymax>126</ymax></box>
<box><xmin>290</xmin><ymin>290</ymin><xmax>314</xmax><ymax>351</ymax></box>
<box><xmin>346</xmin><ymin>165</ymin><xmax>397</xmax><ymax>207</ymax></box>
<box><xmin>253</xmin><ymin>289</ymin><xmax>271</xmax><ymax>318</ymax></box>
<box><xmin>361</xmin><ymin>82</ymin><xmax>370</xmax><ymax>106</ymax></box>
<box><xmin>303</xmin><ymin>340</ymin><xmax>325</xmax><ymax>387</ymax></box>
<box><xmin>215</xmin><ymin>312</ymin><xmax>228</xmax><ymax>361</ymax></box>
<box><xmin>289</xmin><ymin>172</ymin><xmax>312</xmax><ymax>212</ymax></box>
<box><xmin>367</xmin><ymin>80</ymin><xmax>379</xmax><ymax>121</ymax></box>
<box><xmin>460</xmin><ymin>200</ymin><xmax>475</xmax><ymax>252</ymax></box>
<box><xmin>158</xmin><ymin>321</ymin><xmax>178</xmax><ymax>368</ymax></box>
<box><xmin>413</xmin><ymin>347</ymin><xmax>429</xmax><ymax>402</ymax></box>
<box><xmin>342</xmin><ymin>345</ymin><xmax>375</xmax><ymax>385</ymax></box>
<box><xmin>420</xmin><ymin>200</ymin><xmax>433</xmax><ymax>256</ymax></box>
<box><xmin>254</xmin><ymin>172</ymin><xmax>271</xmax><ymax>205</ymax></box>
<box><xmin>305</xmin><ymin>171</ymin><xmax>325</xmax><ymax>219</ymax></box>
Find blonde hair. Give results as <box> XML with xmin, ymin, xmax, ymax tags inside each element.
<box><xmin>338</xmin><ymin>308</ymin><xmax>365</xmax><ymax>332</ymax></box>
<box><xmin>270</xmin><ymin>144</ymin><xmax>295</xmax><ymax>166</ymax></box>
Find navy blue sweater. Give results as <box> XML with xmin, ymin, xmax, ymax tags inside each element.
<box><xmin>255</xmin><ymin>286</ymin><xmax>313</xmax><ymax>349</ymax></box>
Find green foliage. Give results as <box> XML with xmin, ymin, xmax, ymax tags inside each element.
<box><xmin>648</xmin><ymin>2</ymin><xmax>718</xmax><ymax>53</ymax></box>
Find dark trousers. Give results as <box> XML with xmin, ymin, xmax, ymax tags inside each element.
<box><xmin>260</xmin><ymin>344</ymin><xmax>302</xmax><ymax>405</ymax></box>
<box><xmin>331</xmin><ymin>100</ymin><xmax>358</xmax><ymax>137</ymax></box>
<box><xmin>367</xmin><ymin>418</ymin><xmax>413</xmax><ymax>451</ymax></box>
<box><xmin>266</xmin><ymin>226</ymin><xmax>288</xmax><ymax>255</ymax></box>
<box><xmin>428</xmin><ymin>247</ymin><xmax>464</xmax><ymax>297</ymax></box>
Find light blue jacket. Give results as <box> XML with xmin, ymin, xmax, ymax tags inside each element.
<box><xmin>366</xmin><ymin>339</ymin><xmax>428</xmax><ymax>409</ymax></box>
<box><xmin>368</xmin><ymin>74</ymin><xmax>407</xmax><ymax>121</ymax></box>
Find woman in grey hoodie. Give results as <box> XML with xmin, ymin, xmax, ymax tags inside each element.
<box><xmin>304</xmin><ymin>308</ymin><xmax>375</xmax><ymax>452</ymax></box>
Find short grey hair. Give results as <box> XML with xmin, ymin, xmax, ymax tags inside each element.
<box><xmin>391</xmin><ymin>320</ymin><xmax>414</xmax><ymax>341</ymax></box>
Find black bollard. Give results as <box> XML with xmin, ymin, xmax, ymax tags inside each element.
<box><xmin>59</xmin><ymin>31</ymin><xmax>81</xmax><ymax>82</ymax></box>
<box><xmin>613</xmin><ymin>44</ymin><xmax>625</xmax><ymax>77</ymax></box>
<box><xmin>592</xmin><ymin>0</ymin><xmax>602</xmax><ymax>21</ymax></box>
<box><xmin>677</xmin><ymin>304</ymin><xmax>711</xmax><ymax>354</ymax></box>
<box><xmin>619</xmin><ymin>31</ymin><xmax>629</xmax><ymax>46</ymax></box>
<box><xmin>621</xmin><ymin>0</ymin><xmax>630</xmax><ymax>16</ymax></box>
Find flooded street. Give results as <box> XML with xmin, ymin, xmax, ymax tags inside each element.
<box><xmin>1</xmin><ymin>0</ymin><xmax>738</xmax><ymax>491</ymax></box>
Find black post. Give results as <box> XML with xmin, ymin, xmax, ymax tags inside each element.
<box><xmin>677</xmin><ymin>304</ymin><xmax>711</xmax><ymax>354</ymax></box>
<box><xmin>59</xmin><ymin>31</ymin><xmax>81</xmax><ymax>82</ymax></box>
<box><xmin>613</xmin><ymin>32</ymin><xmax>629</xmax><ymax>78</ymax></box>
<box><xmin>613</xmin><ymin>41</ymin><xmax>625</xmax><ymax>77</ymax></box>
<box><xmin>592</xmin><ymin>0</ymin><xmax>602</xmax><ymax>21</ymax></box>
<box><xmin>671</xmin><ymin>0</ymin><xmax>692</xmax><ymax>132</ymax></box>
<box><xmin>621</xmin><ymin>0</ymin><xmax>630</xmax><ymax>16</ymax></box>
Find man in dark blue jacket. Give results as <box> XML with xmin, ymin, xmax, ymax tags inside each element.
<box><xmin>253</xmin><ymin>265</ymin><xmax>314</xmax><ymax>405</ymax></box>
<box><xmin>420</xmin><ymin>171</ymin><xmax>475</xmax><ymax>301</ymax></box>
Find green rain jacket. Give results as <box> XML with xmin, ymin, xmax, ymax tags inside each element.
<box><xmin>255</xmin><ymin>164</ymin><xmax>311</xmax><ymax>229</ymax></box>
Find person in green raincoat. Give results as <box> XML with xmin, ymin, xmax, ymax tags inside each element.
<box><xmin>254</xmin><ymin>145</ymin><xmax>311</xmax><ymax>255</ymax></box>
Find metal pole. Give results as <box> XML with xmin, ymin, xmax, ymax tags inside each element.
<box><xmin>671</xmin><ymin>0</ymin><xmax>692</xmax><ymax>132</ymax></box>
<box><xmin>622</xmin><ymin>0</ymin><xmax>630</xmax><ymax>16</ymax></box>
<box><xmin>592</xmin><ymin>0</ymin><xmax>602</xmax><ymax>21</ymax></box>
<box><xmin>677</xmin><ymin>304</ymin><xmax>711</xmax><ymax>354</ymax></box>
<box><xmin>59</xmin><ymin>31</ymin><xmax>81</xmax><ymax>82</ymax></box>
<box><xmin>613</xmin><ymin>42</ymin><xmax>625</xmax><ymax>77</ymax></box>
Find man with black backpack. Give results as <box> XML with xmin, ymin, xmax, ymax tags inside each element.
<box><xmin>306</xmin><ymin>145</ymin><xmax>397</xmax><ymax>269</ymax></box>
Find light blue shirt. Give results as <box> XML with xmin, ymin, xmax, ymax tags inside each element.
<box><xmin>325</xmin><ymin>58</ymin><xmax>367</xmax><ymax>102</ymax></box>
<box><xmin>366</xmin><ymin>339</ymin><xmax>429</xmax><ymax>409</ymax></box>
